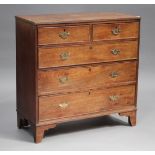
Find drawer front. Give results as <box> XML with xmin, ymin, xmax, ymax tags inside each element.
<box><xmin>38</xmin><ymin>25</ymin><xmax>90</xmax><ymax>45</ymax></box>
<box><xmin>39</xmin><ymin>85</ymin><xmax>136</xmax><ymax>121</ymax></box>
<box><xmin>93</xmin><ymin>22</ymin><xmax>139</xmax><ymax>41</ymax></box>
<box><xmin>38</xmin><ymin>61</ymin><xmax>137</xmax><ymax>95</ymax></box>
<box><xmin>38</xmin><ymin>41</ymin><xmax>138</xmax><ymax>68</ymax></box>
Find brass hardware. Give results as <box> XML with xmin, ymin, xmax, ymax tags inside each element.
<box><xmin>59</xmin><ymin>31</ymin><xmax>70</xmax><ymax>39</ymax></box>
<box><xmin>59</xmin><ymin>102</ymin><xmax>69</xmax><ymax>109</ymax></box>
<box><xmin>110</xmin><ymin>71</ymin><xmax>119</xmax><ymax>78</ymax></box>
<box><xmin>111</xmin><ymin>49</ymin><xmax>120</xmax><ymax>55</ymax></box>
<box><xmin>109</xmin><ymin>95</ymin><xmax>119</xmax><ymax>101</ymax></box>
<box><xmin>59</xmin><ymin>76</ymin><xmax>68</xmax><ymax>84</ymax></box>
<box><xmin>60</xmin><ymin>52</ymin><xmax>70</xmax><ymax>60</ymax></box>
<box><xmin>112</xmin><ymin>27</ymin><xmax>121</xmax><ymax>35</ymax></box>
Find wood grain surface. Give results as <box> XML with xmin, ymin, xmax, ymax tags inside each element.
<box><xmin>38</xmin><ymin>41</ymin><xmax>138</xmax><ymax>68</ymax></box>
<box><xmin>16</xmin><ymin>12</ymin><xmax>140</xmax><ymax>24</ymax></box>
<box><xmin>16</xmin><ymin>18</ymin><xmax>37</xmax><ymax>123</ymax></box>
<box><xmin>39</xmin><ymin>85</ymin><xmax>136</xmax><ymax>121</ymax></box>
<box><xmin>38</xmin><ymin>61</ymin><xmax>137</xmax><ymax>95</ymax></box>
<box><xmin>38</xmin><ymin>25</ymin><xmax>90</xmax><ymax>45</ymax></box>
<box><xmin>93</xmin><ymin>22</ymin><xmax>139</xmax><ymax>41</ymax></box>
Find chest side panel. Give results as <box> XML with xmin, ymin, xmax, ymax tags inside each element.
<box><xmin>16</xmin><ymin>18</ymin><xmax>37</xmax><ymax>123</ymax></box>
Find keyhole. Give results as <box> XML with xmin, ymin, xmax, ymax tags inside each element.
<box><xmin>89</xmin><ymin>46</ymin><xmax>93</xmax><ymax>49</ymax></box>
<box><xmin>88</xmin><ymin>91</ymin><xmax>91</xmax><ymax>95</ymax></box>
<box><xmin>89</xmin><ymin>67</ymin><xmax>92</xmax><ymax>72</ymax></box>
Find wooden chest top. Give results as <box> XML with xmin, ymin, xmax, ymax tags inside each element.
<box><xmin>16</xmin><ymin>12</ymin><xmax>140</xmax><ymax>24</ymax></box>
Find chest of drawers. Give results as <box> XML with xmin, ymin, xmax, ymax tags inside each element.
<box><xmin>16</xmin><ymin>12</ymin><xmax>140</xmax><ymax>143</ymax></box>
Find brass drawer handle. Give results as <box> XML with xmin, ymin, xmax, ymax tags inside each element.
<box><xmin>59</xmin><ymin>102</ymin><xmax>69</xmax><ymax>109</ymax></box>
<box><xmin>110</xmin><ymin>71</ymin><xmax>119</xmax><ymax>78</ymax></box>
<box><xmin>60</xmin><ymin>52</ymin><xmax>70</xmax><ymax>60</ymax></box>
<box><xmin>109</xmin><ymin>95</ymin><xmax>119</xmax><ymax>101</ymax></box>
<box><xmin>59</xmin><ymin>31</ymin><xmax>70</xmax><ymax>39</ymax></box>
<box><xmin>111</xmin><ymin>49</ymin><xmax>120</xmax><ymax>55</ymax></box>
<box><xmin>112</xmin><ymin>27</ymin><xmax>121</xmax><ymax>35</ymax></box>
<box><xmin>59</xmin><ymin>76</ymin><xmax>68</xmax><ymax>84</ymax></box>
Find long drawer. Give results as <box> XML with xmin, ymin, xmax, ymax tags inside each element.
<box><xmin>38</xmin><ymin>41</ymin><xmax>138</xmax><ymax>68</ymax></box>
<box><xmin>93</xmin><ymin>22</ymin><xmax>139</xmax><ymax>41</ymax></box>
<box><xmin>38</xmin><ymin>61</ymin><xmax>137</xmax><ymax>96</ymax></box>
<box><xmin>38</xmin><ymin>85</ymin><xmax>136</xmax><ymax>121</ymax></box>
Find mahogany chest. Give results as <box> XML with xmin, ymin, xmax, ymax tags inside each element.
<box><xmin>16</xmin><ymin>12</ymin><xmax>140</xmax><ymax>143</ymax></box>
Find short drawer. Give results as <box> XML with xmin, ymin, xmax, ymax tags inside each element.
<box><xmin>38</xmin><ymin>85</ymin><xmax>136</xmax><ymax>121</ymax></box>
<box><xmin>93</xmin><ymin>22</ymin><xmax>139</xmax><ymax>41</ymax></box>
<box><xmin>38</xmin><ymin>41</ymin><xmax>138</xmax><ymax>68</ymax></box>
<box><xmin>38</xmin><ymin>25</ymin><xmax>90</xmax><ymax>45</ymax></box>
<box><xmin>38</xmin><ymin>61</ymin><xmax>137</xmax><ymax>96</ymax></box>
